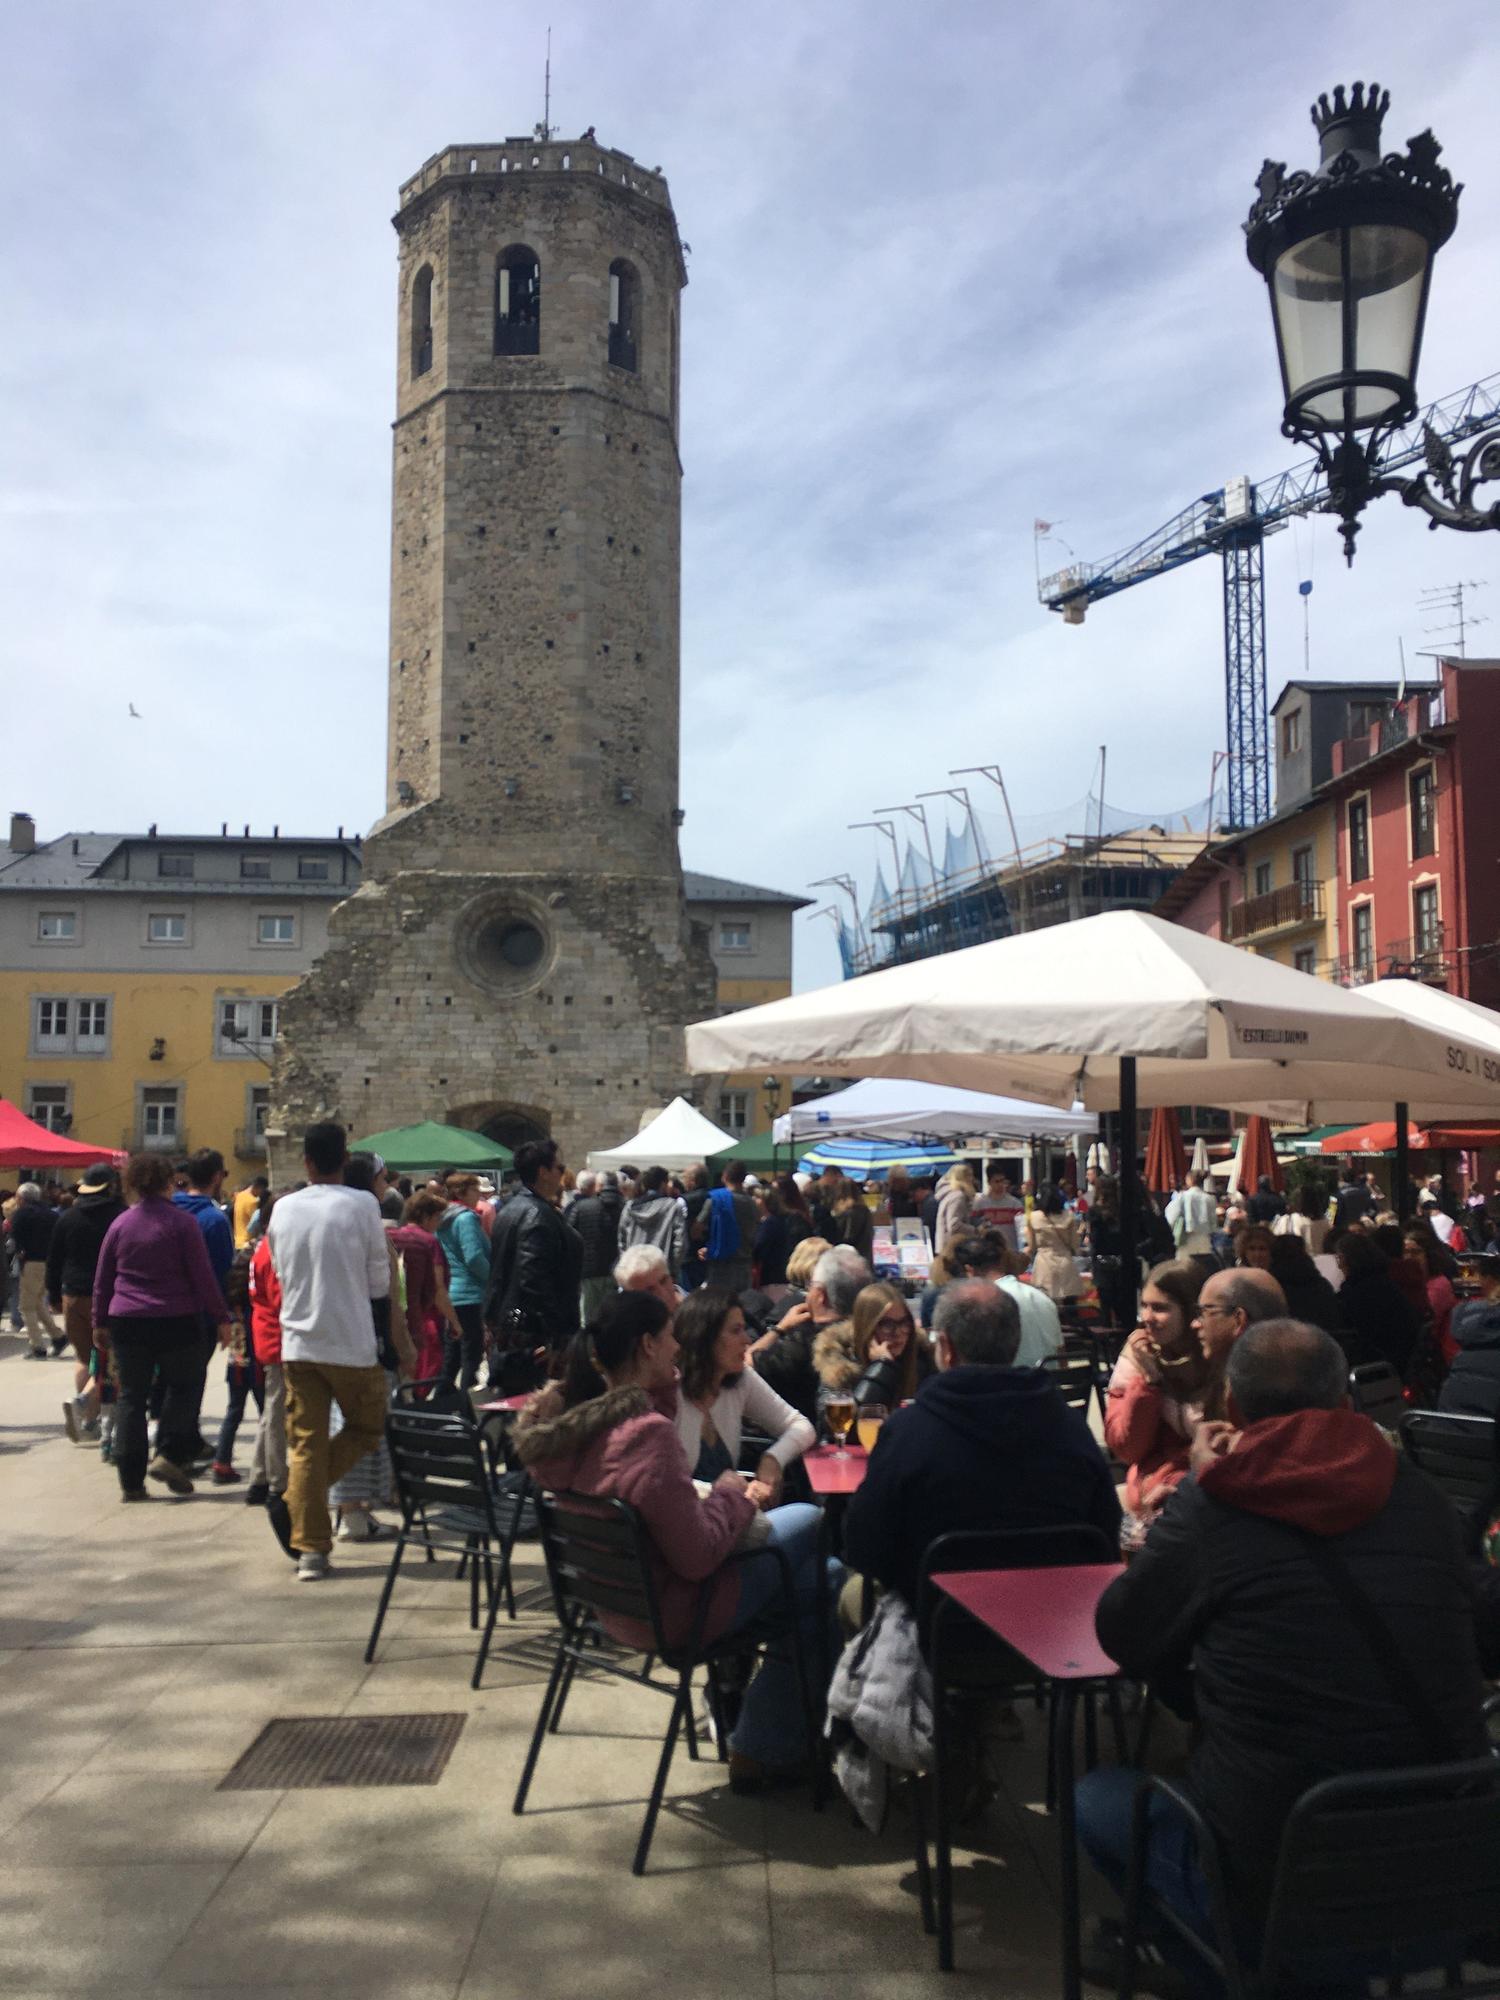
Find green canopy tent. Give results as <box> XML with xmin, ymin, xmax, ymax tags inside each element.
<box><xmin>347</xmin><ymin>1120</ymin><xmax>514</xmax><ymax>1176</ymax></box>
<box><xmin>709</xmin><ymin>1127</ymin><xmax>788</xmax><ymax>1176</ymax></box>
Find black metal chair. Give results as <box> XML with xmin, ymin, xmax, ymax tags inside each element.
<box><xmin>363</xmin><ymin>1405</ymin><xmax>522</xmax><ymax>1688</ymax></box>
<box><xmin>917</xmin><ymin>1522</ymin><xmax>1122</xmax><ymax>1971</ymax></box>
<box><xmin>1045</xmin><ymin>1344</ymin><xmax>1108</xmax><ymax>1424</ymax></box>
<box><xmin>514</xmin><ymin>1490</ymin><xmax>821</xmax><ymax>1875</ymax></box>
<box><xmin>1116</xmin><ymin>1736</ymin><xmax>1500</xmax><ymax>2000</ymax></box>
<box><xmin>1400</xmin><ymin>1409</ymin><xmax>1499</xmax><ymax>1538</ymax></box>
<box><xmin>1349</xmin><ymin>1360</ymin><xmax>1408</xmax><ymax>1430</ymax></box>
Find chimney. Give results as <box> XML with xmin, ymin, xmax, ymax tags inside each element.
<box><xmin>9</xmin><ymin>811</ymin><xmax>36</xmax><ymax>853</ymax></box>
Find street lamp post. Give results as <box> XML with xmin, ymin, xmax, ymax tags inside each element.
<box><xmin>1245</xmin><ymin>82</ymin><xmax>1499</xmax><ymax>561</ymax></box>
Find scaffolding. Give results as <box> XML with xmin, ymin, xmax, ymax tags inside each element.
<box><xmin>827</xmin><ymin>775</ymin><xmax>1226</xmax><ymax>979</ymax></box>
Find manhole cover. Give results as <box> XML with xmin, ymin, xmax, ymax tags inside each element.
<box><xmin>219</xmin><ymin>1713</ymin><xmax>466</xmax><ymax>1790</ymax></box>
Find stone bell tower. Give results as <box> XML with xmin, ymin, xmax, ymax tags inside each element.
<box><xmin>271</xmin><ymin>133</ymin><xmax>715</xmax><ymax>1170</ymax></box>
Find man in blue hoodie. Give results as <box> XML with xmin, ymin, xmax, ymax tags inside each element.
<box><xmin>843</xmin><ymin>1280</ymin><xmax>1120</xmax><ymax>1615</ymax></box>
<box><xmin>172</xmin><ymin>1148</ymin><xmax>235</xmax><ymax>1461</ymax></box>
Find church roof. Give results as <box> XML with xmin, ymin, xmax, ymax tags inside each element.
<box><xmin>683</xmin><ymin>869</ymin><xmax>811</xmax><ymax>910</ymax></box>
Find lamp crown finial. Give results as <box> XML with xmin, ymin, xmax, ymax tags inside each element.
<box><xmin>1310</xmin><ymin>81</ymin><xmax>1390</xmax><ymax>165</ymax></box>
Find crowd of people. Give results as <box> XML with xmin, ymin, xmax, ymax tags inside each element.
<box><xmin>4</xmin><ymin>1128</ymin><xmax>1499</xmax><ymax>1979</ymax></box>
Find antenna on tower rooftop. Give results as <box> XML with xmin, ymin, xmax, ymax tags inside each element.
<box><xmin>536</xmin><ymin>26</ymin><xmax>554</xmax><ymax>141</ymax></box>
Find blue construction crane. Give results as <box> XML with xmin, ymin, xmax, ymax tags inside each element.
<box><xmin>1037</xmin><ymin>373</ymin><xmax>1500</xmax><ymax>830</ymax></box>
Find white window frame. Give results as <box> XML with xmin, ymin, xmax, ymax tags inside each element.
<box><xmin>145</xmin><ymin>911</ymin><xmax>189</xmax><ymax>946</ymax></box>
<box><xmin>26</xmin><ymin>1083</ymin><xmax>71</xmax><ymax>1132</ymax></box>
<box><xmin>718</xmin><ymin>919</ymin><xmax>753</xmax><ymax>953</ymax></box>
<box><xmin>716</xmin><ymin>1089</ymin><xmax>750</xmax><ymax>1133</ymax></box>
<box><xmin>256</xmin><ymin>913</ymin><xmax>297</xmax><ymax>946</ymax></box>
<box><xmin>31</xmin><ymin>995</ymin><xmax>110</xmax><ymax>1056</ymax></box>
<box><xmin>37</xmin><ymin>910</ymin><xmax>78</xmax><ymax>943</ymax></box>
<box><xmin>218</xmin><ymin>997</ymin><xmax>279</xmax><ymax>1057</ymax></box>
<box><xmin>249</xmin><ymin>1084</ymin><xmax>270</xmax><ymax>1137</ymax></box>
<box><xmin>139</xmin><ymin>1085</ymin><xmax>181</xmax><ymax>1149</ymax></box>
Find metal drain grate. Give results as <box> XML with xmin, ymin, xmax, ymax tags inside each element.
<box><xmin>219</xmin><ymin>1713</ymin><xmax>466</xmax><ymax>1790</ymax></box>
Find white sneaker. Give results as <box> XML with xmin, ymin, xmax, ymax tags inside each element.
<box><xmin>336</xmin><ymin>1510</ymin><xmax>376</xmax><ymax>1542</ymax></box>
<box><xmin>297</xmin><ymin>1552</ymin><xmax>331</xmax><ymax>1582</ymax></box>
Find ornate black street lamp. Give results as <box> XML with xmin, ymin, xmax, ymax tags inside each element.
<box><xmin>1245</xmin><ymin>83</ymin><xmax>1500</xmax><ymax>560</ymax></box>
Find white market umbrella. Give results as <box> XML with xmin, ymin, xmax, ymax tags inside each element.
<box><xmin>1086</xmin><ymin>1141</ymin><xmax>1113</xmax><ymax>1173</ymax></box>
<box><xmin>686</xmin><ymin>912</ymin><xmax>1498</xmax><ymax>1122</ymax></box>
<box><xmin>587</xmin><ymin>1095</ymin><xmax>737</xmax><ymax>1173</ymax></box>
<box><xmin>771</xmin><ymin>1076</ymin><xmax>1094</xmax><ymax>1148</ymax></box>
<box><xmin>1190</xmin><ymin>1136</ymin><xmax>1211</xmax><ymax>1177</ymax></box>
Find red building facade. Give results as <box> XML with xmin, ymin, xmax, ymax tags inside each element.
<box><xmin>1323</xmin><ymin>659</ymin><xmax>1500</xmax><ymax>1008</ymax></box>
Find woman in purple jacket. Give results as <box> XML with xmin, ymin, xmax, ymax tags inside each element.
<box><xmin>94</xmin><ymin>1153</ymin><xmax>232</xmax><ymax>1501</ymax></box>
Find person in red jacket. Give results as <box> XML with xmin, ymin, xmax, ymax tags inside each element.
<box><xmin>515</xmin><ymin>1289</ymin><xmax>836</xmax><ymax>1792</ymax></box>
<box><xmin>1104</xmin><ymin>1260</ymin><xmax>1211</xmax><ymax>1550</ymax></box>
<box><xmin>245</xmin><ymin>1220</ymin><xmax>286</xmax><ymax>1506</ymax></box>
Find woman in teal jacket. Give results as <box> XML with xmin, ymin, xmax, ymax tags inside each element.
<box><xmin>436</xmin><ymin>1175</ymin><xmax>492</xmax><ymax>1389</ymax></box>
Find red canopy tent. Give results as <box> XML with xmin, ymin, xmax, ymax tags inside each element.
<box><xmin>1144</xmin><ymin>1105</ymin><xmax>1188</xmax><ymax>1193</ymax></box>
<box><xmin>1320</xmin><ymin>1119</ymin><xmax>1500</xmax><ymax>1155</ymax></box>
<box><xmin>0</xmin><ymin>1098</ymin><xmax>122</xmax><ymax>1172</ymax></box>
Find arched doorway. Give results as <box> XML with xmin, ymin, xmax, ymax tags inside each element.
<box><xmin>449</xmin><ymin>1100</ymin><xmax>550</xmax><ymax>1155</ymax></box>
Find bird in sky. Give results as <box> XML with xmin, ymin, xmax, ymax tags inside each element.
<box><xmin>128</xmin><ymin>703</ymin><xmax>142</xmax><ymax>718</ymax></box>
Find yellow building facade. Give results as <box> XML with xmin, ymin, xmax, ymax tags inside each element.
<box><xmin>1219</xmin><ymin>796</ymin><xmax>1340</xmax><ymax>976</ymax></box>
<box><xmin>0</xmin><ymin>819</ymin><xmax>358</xmax><ymax>1176</ymax></box>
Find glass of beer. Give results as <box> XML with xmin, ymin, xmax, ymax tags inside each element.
<box><xmin>856</xmin><ymin>1403</ymin><xmax>887</xmax><ymax>1455</ymax></box>
<box><xmin>824</xmin><ymin>1396</ymin><xmax>856</xmax><ymax>1458</ymax></box>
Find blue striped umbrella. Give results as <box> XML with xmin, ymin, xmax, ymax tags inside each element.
<box><xmin>796</xmin><ymin>1138</ymin><xmax>961</xmax><ymax>1183</ymax></box>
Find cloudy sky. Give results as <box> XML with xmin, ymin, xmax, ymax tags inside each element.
<box><xmin>5</xmin><ymin>0</ymin><xmax>1497</xmax><ymax>990</ymax></box>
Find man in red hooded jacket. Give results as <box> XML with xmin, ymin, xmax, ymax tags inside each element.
<box><xmin>1077</xmin><ymin>1319</ymin><xmax>1489</xmax><ymax>1972</ymax></box>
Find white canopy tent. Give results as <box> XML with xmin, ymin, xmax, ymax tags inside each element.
<box><xmin>772</xmin><ymin>1077</ymin><xmax>1095</xmax><ymax>1148</ymax></box>
<box><xmin>686</xmin><ymin>912</ymin><xmax>1500</xmax><ymax>1122</ymax></box>
<box><xmin>587</xmin><ymin>1096</ymin><xmax>738</xmax><ymax>1173</ymax></box>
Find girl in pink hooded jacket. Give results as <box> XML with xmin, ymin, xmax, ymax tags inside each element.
<box><xmin>515</xmin><ymin>1290</ymin><xmax>834</xmax><ymax>1789</ymax></box>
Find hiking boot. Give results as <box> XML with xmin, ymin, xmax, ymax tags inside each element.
<box><xmin>147</xmin><ymin>1454</ymin><xmax>195</xmax><ymax>1496</ymax></box>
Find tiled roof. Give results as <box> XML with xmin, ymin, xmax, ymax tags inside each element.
<box><xmin>0</xmin><ymin>832</ymin><xmax>359</xmax><ymax>893</ymax></box>
<box><xmin>683</xmin><ymin>869</ymin><xmax>812</xmax><ymax>909</ymax></box>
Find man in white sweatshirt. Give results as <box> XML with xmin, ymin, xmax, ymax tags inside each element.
<box><xmin>1165</xmin><ymin>1170</ymin><xmax>1218</xmax><ymax>1262</ymax></box>
<box><xmin>267</xmin><ymin>1122</ymin><xmax>392</xmax><ymax>1581</ymax></box>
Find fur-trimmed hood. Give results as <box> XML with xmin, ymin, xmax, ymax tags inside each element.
<box><xmin>812</xmin><ymin>1318</ymin><xmax>859</xmax><ymax>1392</ymax></box>
<box><xmin>513</xmin><ymin>1383</ymin><xmax>649</xmax><ymax>1470</ymax></box>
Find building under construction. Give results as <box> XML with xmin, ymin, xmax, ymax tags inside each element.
<box><xmin>826</xmin><ymin>779</ymin><xmax>1221</xmax><ymax>979</ymax></box>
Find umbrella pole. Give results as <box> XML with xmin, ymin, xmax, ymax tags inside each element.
<box><xmin>1394</xmin><ymin>1102</ymin><xmax>1410</xmax><ymax>1225</ymax></box>
<box><xmin>1118</xmin><ymin>1057</ymin><xmax>1139</xmax><ymax>1329</ymax></box>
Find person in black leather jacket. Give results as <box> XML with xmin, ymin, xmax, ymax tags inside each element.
<box><xmin>484</xmin><ymin>1139</ymin><xmax>583</xmax><ymax>1380</ymax></box>
<box><xmin>568</xmin><ymin>1171</ymin><xmax>623</xmax><ymax>1321</ymax></box>
<box><xmin>1080</xmin><ymin>1321</ymin><xmax>1488</xmax><ymax>1943</ymax></box>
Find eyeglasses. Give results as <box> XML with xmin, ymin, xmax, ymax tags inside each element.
<box><xmin>1196</xmin><ymin>1302</ymin><xmax>1236</xmax><ymax>1318</ymax></box>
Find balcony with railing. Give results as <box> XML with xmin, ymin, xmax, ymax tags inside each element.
<box><xmin>124</xmin><ymin>1127</ymin><xmax>186</xmax><ymax>1154</ymax></box>
<box><xmin>1332</xmin><ymin>924</ymin><xmax>1448</xmax><ymax>989</ymax></box>
<box><xmin>1226</xmin><ymin>878</ymin><xmax>1324</xmax><ymax>942</ymax></box>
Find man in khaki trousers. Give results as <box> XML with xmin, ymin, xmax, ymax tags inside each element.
<box><xmin>265</xmin><ymin>1124</ymin><xmax>391</xmax><ymax>1583</ymax></box>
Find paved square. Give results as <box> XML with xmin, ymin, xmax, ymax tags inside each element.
<box><xmin>0</xmin><ymin>1334</ymin><xmax>1091</xmax><ymax>1997</ymax></box>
